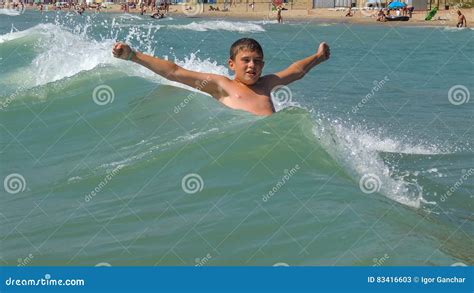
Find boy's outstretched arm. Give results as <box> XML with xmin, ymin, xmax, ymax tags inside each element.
<box><xmin>112</xmin><ymin>42</ymin><xmax>227</xmax><ymax>98</ymax></box>
<box><xmin>264</xmin><ymin>42</ymin><xmax>330</xmax><ymax>88</ymax></box>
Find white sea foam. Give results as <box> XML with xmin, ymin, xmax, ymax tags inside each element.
<box><xmin>1</xmin><ymin>23</ymin><xmax>230</xmax><ymax>93</ymax></box>
<box><xmin>312</xmin><ymin>118</ymin><xmax>438</xmax><ymax>208</ymax></box>
<box><xmin>351</xmin><ymin>129</ymin><xmax>443</xmax><ymax>155</ymax></box>
<box><xmin>114</xmin><ymin>23</ymin><xmax>163</xmax><ymax>29</ymax></box>
<box><xmin>249</xmin><ymin>20</ymin><xmax>279</xmax><ymax>25</ymax></box>
<box><xmin>443</xmin><ymin>26</ymin><xmax>468</xmax><ymax>32</ymax></box>
<box><xmin>0</xmin><ymin>26</ymin><xmax>29</xmax><ymax>43</ymax></box>
<box><xmin>3</xmin><ymin>24</ymin><xmax>116</xmax><ymax>87</ymax></box>
<box><xmin>0</xmin><ymin>8</ymin><xmax>21</xmax><ymax>16</ymax></box>
<box><xmin>167</xmin><ymin>21</ymin><xmax>265</xmax><ymax>33</ymax></box>
<box><xmin>118</xmin><ymin>13</ymin><xmax>143</xmax><ymax>20</ymax></box>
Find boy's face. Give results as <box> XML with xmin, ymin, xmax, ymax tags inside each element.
<box><xmin>228</xmin><ymin>49</ymin><xmax>264</xmax><ymax>86</ymax></box>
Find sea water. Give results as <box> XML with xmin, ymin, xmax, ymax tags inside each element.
<box><xmin>1</xmin><ymin>10</ymin><xmax>473</xmax><ymax>266</ymax></box>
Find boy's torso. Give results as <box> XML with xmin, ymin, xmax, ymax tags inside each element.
<box><xmin>217</xmin><ymin>77</ymin><xmax>275</xmax><ymax>116</ymax></box>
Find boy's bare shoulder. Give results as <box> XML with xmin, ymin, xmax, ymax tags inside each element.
<box><xmin>258</xmin><ymin>74</ymin><xmax>279</xmax><ymax>90</ymax></box>
<box><xmin>204</xmin><ymin>73</ymin><xmax>231</xmax><ymax>86</ymax></box>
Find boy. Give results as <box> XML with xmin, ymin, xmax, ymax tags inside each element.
<box><xmin>112</xmin><ymin>38</ymin><xmax>330</xmax><ymax>116</ymax></box>
<box><xmin>456</xmin><ymin>10</ymin><xmax>467</xmax><ymax>28</ymax></box>
<box><xmin>277</xmin><ymin>6</ymin><xmax>283</xmax><ymax>23</ymax></box>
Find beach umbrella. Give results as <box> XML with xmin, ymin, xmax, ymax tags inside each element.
<box><xmin>272</xmin><ymin>0</ymin><xmax>283</xmax><ymax>6</ymax></box>
<box><xmin>387</xmin><ymin>2</ymin><xmax>407</xmax><ymax>9</ymax></box>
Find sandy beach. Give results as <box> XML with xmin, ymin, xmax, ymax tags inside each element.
<box><xmin>174</xmin><ymin>4</ymin><xmax>473</xmax><ymax>27</ymax></box>
<box><xmin>14</xmin><ymin>3</ymin><xmax>473</xmax><ymax>27</ymax></box>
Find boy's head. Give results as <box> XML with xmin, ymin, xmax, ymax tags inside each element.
<box><xmin>228</xmin><ymin>38</ymin><xmax>264</xmax><ymax>85</ymax></box>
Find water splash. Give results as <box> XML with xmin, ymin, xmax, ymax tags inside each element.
<box><xmin>311</xmin><ymin>113</ymin><xmax>438</xmax><ymax>208</ymax></box>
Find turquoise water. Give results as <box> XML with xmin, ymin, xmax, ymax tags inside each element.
<box><xmin>1</xmin><ymin>11</ymin><xmax>473</xmax><ymax>266</ymax></box>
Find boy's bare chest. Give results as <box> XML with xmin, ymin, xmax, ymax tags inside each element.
<box><xmin>219</xmin><ymin>85</ymin><xmax>274</xmax><ymax>116</ymax></box>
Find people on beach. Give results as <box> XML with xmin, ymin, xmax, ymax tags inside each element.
<box><xmin>345</xmin><ymin>7</ymin><xmax>353</xmax><ymax>17</ymax></box>
<box><xmin>249</xmin><ymin>1</ymin><xmax>255</xmax><ymax>11</ymax></box>
<box><xmin>376</xmin><ymin>9</ymin><xmax>386</xmax><ymax>22</ymax></box>
<box><xmin>121</xmin><ymin>2</ymin><xmax>129</xmax><ymax>13</ymax></box>
<box><xmin>277</xmin><ymin>5</ymin><xmax>283</xmax><ymax>23</ymax></box>
<box><xmin>457</xmin><ymin>10</ymin><xmax>467</xmax><ymax>27</ymax></box>
<box><xmin>407</xmin><ymin>6</ymin><xmax>414</xmax><ymax>18</ymax></box>
<box><xmin>151</xmin><ymin>11</ymin><xmax>164</xmax><ymax>19</ymax></box>
<box><xmin>76</xmin><ymin>5</ymin><xmax>85</xmax><ymax>15</ymax></box>
<box><xmin>112</xmin><ymin>38</ymin><xmax>330</xmax><ymax>116</ymax></box>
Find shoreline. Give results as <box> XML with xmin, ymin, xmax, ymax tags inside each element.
<box><xmin>14</xmin><ymin>4</ymin><xmax>474</xmax><ymax>28</ymax></box>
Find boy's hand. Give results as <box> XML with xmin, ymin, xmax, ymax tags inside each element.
<box><xmin>112</xmin><ymin>42</ymin><xmax>132</xmax><ymax>60</ymax></box>
<box><xmin>316</xmin><ymin>42</ymin><xmax>330</xmax><ymax>62</ymax></box>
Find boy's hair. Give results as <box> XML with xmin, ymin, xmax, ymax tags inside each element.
<box><xmin>229</xmin><ymin>38</ymin><xmax>264</xmax><ymax>60</ymax></box>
